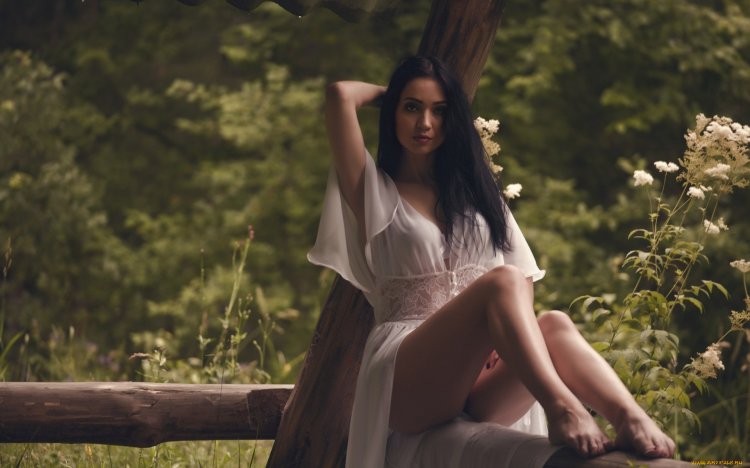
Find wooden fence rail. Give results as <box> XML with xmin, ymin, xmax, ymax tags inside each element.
<box><xmin>0</xmin><ymin>382</ymin><xmax>705</xmax><ymax>467</ymax></box>
<box><xmin>0</xmin><ymin>382</ymin><xmax>291</xmax><ymax>447</ymax></box>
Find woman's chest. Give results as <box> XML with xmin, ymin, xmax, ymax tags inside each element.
<box><xmin>368</xmin><ymin>203</ymin><xmax>493</xmax><ymax>277</ymax></box>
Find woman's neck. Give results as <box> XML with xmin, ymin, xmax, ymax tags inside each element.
<box><xmin>396</xmin><ymin>152</ymin><xmax>434</xmax><ymax>185</ymax></box>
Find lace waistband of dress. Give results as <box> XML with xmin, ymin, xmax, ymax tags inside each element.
<box><xmin>377</xmin><ymin>264</ymin><xmax>488</xmax><ymax>324</ymax></box>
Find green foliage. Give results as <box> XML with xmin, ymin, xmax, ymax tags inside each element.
<box><xmin>1</xmin><ymin>0</ymin><xmax>750</xmax><ymax>461</ymax></box>
<box><xmin>571</xmin><ymin>115</ymin><xmax>750</xmax><ymax>457</ymax></box>
<box><xmin>0</xmin><ymin>440</ymin><xmax>273</xmax><ymax>467</ymax></box>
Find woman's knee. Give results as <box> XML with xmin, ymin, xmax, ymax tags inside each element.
<box><xmin>479</xmin><ymin>265</ymin><xmax>533</xmax><ymax>324</ymax></box>
<box><xmin>483</xmin><ymin>264</ymin><xmax>527</xmax><ymax>294</ymax></box>
<box><xmin>537</xmin><ymin>310</ymin><xmax>577</xmax><ymax>337</ymax></box>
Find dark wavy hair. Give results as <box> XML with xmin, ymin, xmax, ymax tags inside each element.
<box><xmin>377</xmin><ymin>55</ymin><xmax>510</xmax><ymax>252</ymax></box>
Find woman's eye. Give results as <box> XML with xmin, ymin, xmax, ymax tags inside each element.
<box><xmin>405</xmin><ymin>103</ymin><xmax>418</xmax><ymax>112</ymax></box>
<box><xmin>434</xmin><ymin>106</ymin><xmax>447</xmax><ymax>116</ymax></box>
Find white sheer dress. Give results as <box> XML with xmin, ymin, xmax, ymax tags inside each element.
<box><xmin>308</xmin><ymin>153</ymin><xmax>561</xmax><ymax>468</ymax></box>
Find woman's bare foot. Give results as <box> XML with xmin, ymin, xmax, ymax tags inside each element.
<box><xmin>547</xmin><ymin>403</ymin><xmax>614</xmax><ymax>458</ymax></box>
<box><xmin>614</xmin><ymin>408</ymin><xmax>676</xmax><ymax>458</ymax></box>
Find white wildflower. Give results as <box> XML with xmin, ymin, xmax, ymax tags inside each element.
<box><xmin>687</xmin><ymin>186</ymin><xmax>705</xmax><ymax>199</ymax></box>
<box><xmin>730</xmin><ymin>259</ymin><xmax>750</xmax><ymax>273</ymax></box>
<box><xmin>705</xmin><ymin>121</ymin><xmax>734</xmax><ymax>139</ymax></box>
<box><xmin>699</xmin><ymin>184</ymin><xmax>713</xmax><ymax>192</ymax></box>
<box><xmin>489</xmin><ymin>162</ymin><xmax>504</xmax><ymax>174</ymax></box>
<box><xmin>704</xmin><ymin>220</ymin><xmax>720</xmax><ymax>235</ymax></box>
<box><xmin>717</xmin><ymin>217</ymin><xmax>729</xmax><ymax>231</ymax></box>
<box><xmin>704</xmin><ymin>163</ymin><xmax>731</xmax><ymax>180</ymax></box>
<box><xmin>729</xmin><ymin>310</ymin><xmax>750</xmax><ymax>330</ymax></box>
<box><xmin>483</xmin><ymin>139</ymin><xmax>501</xmax><ymax>157</ymax></box>
<box><xmin>654</xmin><ymin>161</ymin><xmax>679</xmax><ymax>173</ymax></box>
<box><xmin>475</xmin><ymin>117</ymin><xmax>502</xmax><ymax>157</ymax></box>
<box><xmin>633</xmin><ymin>170</ymin><xmax>654</xmax><ymax>187</ymax></box>
<box><xmin>691</xmin><ymin>343</ymin><xmax>725</xmax><ymax>379</ymax></box>
<box><xmin>474</xmin><ymin>117</ymin><xmax>500</xmax><ymax>136</ymax></box>
<box><xmin>716</xmin><ymin>125</ymin><xmax>734</xmax><ymax>139</ymax></box>
<box><xmin>503</xmin><ymin>183</ymin><xmax>523</xmax><ymax>200</ymax></box>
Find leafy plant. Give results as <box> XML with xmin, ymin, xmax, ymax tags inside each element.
<box><xmin>573</xmin><ymin>114</ymin><xmax>750</xmax><ymax>454</ymax></box>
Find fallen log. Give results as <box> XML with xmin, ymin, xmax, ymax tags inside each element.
<box><xmin>0</xmin><ymin>382</ymin><xmax>292</xmax><ymax>447</ymax></box>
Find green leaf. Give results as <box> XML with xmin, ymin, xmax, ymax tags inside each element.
<box><xmin>592</xmin><ymin>307</ymin><xmax>612</xmax><ymax>323</ymax></box>
<box><xmin>591</xmin><ymin>341</ymin><xmax>611</xmax><ymax>352</ymax></box>
<box><xmin>683</xmin><ymin>297</ymin><xmax>704</xmax><ymax>313</ymax></box>
<box><xmin>702</xmin><ymin>280</ymin><xmax>729</xmax><ymax>298</ymax></box>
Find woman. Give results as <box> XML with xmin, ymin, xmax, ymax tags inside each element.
<box><xmin>308</xmin><ymin>56</ymin><xmax>675</xmax><ymax>467</ymax></box>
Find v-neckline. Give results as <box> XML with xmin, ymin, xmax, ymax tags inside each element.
<box><xmin>395</xmin><ymin>190</ymin><xmax>453</xmax><ymax>269</ymax></box>
<box><xmin>396</xmin><ymin>191</ymin><xmax>445</xmax><ymax>236</ymax></box>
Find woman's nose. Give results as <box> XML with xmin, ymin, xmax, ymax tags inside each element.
<box><xmin>417</xmin><ymin>111</ymin><xmax>433</xmax><ymax>129</ymax></box>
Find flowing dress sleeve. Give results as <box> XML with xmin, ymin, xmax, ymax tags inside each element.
<box><xmin>498</xmin><ymin>207</ymin><xmax>546</xmax><ymax>282</ymax></box>
<box><xmin>307</xmin><ymin>150</ymin><xmax>399</xmax><ymax>293</ymax></box>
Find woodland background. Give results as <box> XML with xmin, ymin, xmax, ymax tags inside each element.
<box><xmin>1</xmin><ymin>0</ymin><xmax>749</xmax><ymax>465</ymax></box>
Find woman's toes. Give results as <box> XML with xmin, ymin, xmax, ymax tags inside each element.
<box><xmin>604</xmin><ymin>438</ymin><xmax>616</xmax><ymax>452</ymax></box>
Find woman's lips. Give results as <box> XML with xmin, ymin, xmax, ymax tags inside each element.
<box><xmin>414</xmin><ymin>135</ymin><xmax>432</xmax><ymax>144</ymax></box>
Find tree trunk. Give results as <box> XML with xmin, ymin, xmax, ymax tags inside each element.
<box><xmin>265</xmin><ymin>277</ymin><xmax>374</xmax><ymax>467</ymax></box>
<box><xmin>418</xmin><ymin>0</ymin><xmax>506</xmax><ymax>101</ymax></box>
<box><xmin>266</xmin><ymin>2</ymin><xmax>505</xmax><ymax>467</ymax></box>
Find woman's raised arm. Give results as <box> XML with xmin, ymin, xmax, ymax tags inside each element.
<box><xmin>324</xmin><ymin>81</ymin><xmax>386</xmax><ymax>228</ymax></box>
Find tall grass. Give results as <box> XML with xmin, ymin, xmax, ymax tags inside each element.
<box><xmin>4</xmin><ymin>227</ymin><xmax>288</xmax><ymax>467</ymax></box>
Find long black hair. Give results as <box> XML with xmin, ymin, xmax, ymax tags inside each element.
<box><xmin>377</xmin><ymin>55</ymin><xmax>510</xmax><ymax>252</ymax></box>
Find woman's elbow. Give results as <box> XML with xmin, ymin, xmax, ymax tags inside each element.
<box><xmin>325</xmin><ymin>81</ymin><xmax>349</xmax><ymax>105</ymax></box>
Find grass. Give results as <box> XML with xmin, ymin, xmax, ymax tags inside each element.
<box><xmin>0</xmin><ymin>228</ymin><xmax>283</xmax><ymax>467</ymax></box>
<box><xmin>0</xmin><ymin>441</ymin><xmax>273</xmax><ymax>467</ymax></box>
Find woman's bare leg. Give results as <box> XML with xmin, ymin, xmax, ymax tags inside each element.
<box><xmin>466</xmin><ymin>310</ymin><xmax>675</xmax><ymax>458</ymax></box>
<box><xmin>538</xmin><ymin>311</ymin><xmax>675</xmax><ymax>457</ymax></box>
<box><xmin>390</xmin><ymin>265</ymin><xmax>611</xmax><ymax>458</ymax></box>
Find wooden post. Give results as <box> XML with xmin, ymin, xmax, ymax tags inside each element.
<box><xmin>0</xmin><ymin>382</ymin><xmax>291</xmax><ymax>447</ymax></box>
<box><xmin>266</xmin><ymin>1</ymin><xmax>506</xmax><ymax>467</ymax></box>
<box><xmin>266</xmin><ymin>277</ymin><xmax>374</xmax><ymax>467</ymax></box>
<box><xmin>418</xmin><ymin>0</ymin><xmax>506</xmax><ymax>100</ymax></box>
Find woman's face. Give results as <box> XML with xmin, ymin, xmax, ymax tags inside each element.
<box><xmin>395</xmin><ymin>77</ymin><xmax>447</xmax><ymax>159</ymax></box>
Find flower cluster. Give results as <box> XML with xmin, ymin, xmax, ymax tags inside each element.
<box><xmin>633</xmin><ymin>170</ymin><xmax>654</xmax><ymax>186</ymax></box>
<box><xmin>704</xmin><ymin>218</ymin><xmax>729</xmax><ymax>235</ymax></box>
<box><xmin>704</xmin><ymin>163</ymin><xmax>731</xmax><ymax>180</ymax></box>
<box><xmin>503</xmin><ymin>183</ymin><xmax>522</xmax><ymax>200</ymax></box>
<box><xmin>679</xmin><ymin>114</ymin><xmax>750</xmax><ymax>193</ymax></box>
<box><xmin>687</xmin><ymin>186</ymin><xmax>704</xmax><ymax>199</ymax></box>
<box><xmin>474</xmin><ymin>116</ymin><xmax>500</xmax><ymax>139</ymax></box>
<box><xmin>654</xmin><ymin>161</ymin><xmax>679</xmax><ymax>173</ymax></box>
<box><xmin>691</xmin><ymin>343</ymin><xmax>726</xmax><ymax>379</ymax></box>
<box><xmin>730</xmin><ymin>259</ymin><xmax>750</xmax><ymax>273</ymax></box>
<box><xmin>687</xmin><ymin>185</ymin><xmax>712</xmax><ymax>200</ymax></box>
<box><xmin>706</xmin><ymin>120</ymin><xmax>750</xmax><ymax>144</ymax></box>
<box><xmin>474</xmin><ymin>117</ymin><xmax>501</xmax><ymax>158</ymax></box>
<box><xmin>729</xmin><ymin>310</ymin><xmax>750</xmax><ymax>331</ymax></box>
<box><xmin>475</xmin><ymin>116</ymin><xmax>523</xmax><ymax>199</ymax></box>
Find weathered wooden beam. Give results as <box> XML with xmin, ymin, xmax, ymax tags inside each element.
<box><xmin>546</xmin><ymin>448</ymin><xmax>697</xmax><ymax>468</ymax></box>
<box><xmin>0</xmin><ymin>382</ymin><xmax>700</xmax><ymax>467</ymax></box>
<box><xmin>0</xmin><ymin>382</ymin><xmax>291</xmax><ymax>447</ymax></box>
